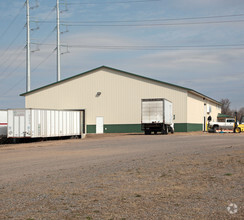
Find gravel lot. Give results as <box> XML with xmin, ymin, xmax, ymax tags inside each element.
<box><xmin>0</xmin><ymin>133</ymin><xmax>243</xmax><ymax>219</ymax></box>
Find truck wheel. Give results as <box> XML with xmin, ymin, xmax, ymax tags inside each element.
<box><xmin>235</xmin><ymin>127</ymin><xmax>241</xmax><ymax>133</ymax></box>
<box><xmin>165</xmin><ymin>126</ymin><xmax>168</xmax><ymax>135</ymax></box>
<box><xmin>161</xmin><ymin>126</ymin><xmax>168</xmax><ymax>135</ymax></box>
<box><xmin>145</xmin><ymin>130</ymin><xmax>151</xmax><ymax>135</ymax></box>
<box><xmin>213</xmin><ymin>126</ymin><xmax>217</xmax><ymax>133</ymax></box>
<box><xmin>154</xmin><ymin>131</ymin><xmax>157</xmax><ymax>135</ymax></box>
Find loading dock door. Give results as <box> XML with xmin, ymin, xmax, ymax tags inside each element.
<box><xmin>96</xmin><ymin>117</ymin><xmax>104</xmax><ymax>134</ymax></box>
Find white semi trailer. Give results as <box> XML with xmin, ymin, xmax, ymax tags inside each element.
<box><xmin>141</xmin><ymin>98</ymin><xmax>173</xmax><ymax>135</ymax></box>
<box><xmin>0</xmin><ymin>110</ymin><xmax>7</xmax><ymax>137</ymax></box>
<box><xmin>7</xmin><ymin>109</ymin><xmax>85</xmax><ymax>138</ymax></box>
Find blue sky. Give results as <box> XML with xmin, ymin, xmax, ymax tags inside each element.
<box><xmin>0</xmin><ymin>0</ymin><xmax>244</xmax><ymax>109</ymax></box>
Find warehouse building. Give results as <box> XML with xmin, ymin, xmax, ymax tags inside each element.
<box><xmin>21</xmin><ymin>66</ymin><xmax>221</xmax><ymax>133</ymax></box>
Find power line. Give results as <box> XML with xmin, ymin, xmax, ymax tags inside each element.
<box><xmin>31</xmin><ymin>5</ymin><xmax>56</xmax><ymax>31</ymax></box>
<box><xmin>0</xmin><ymin>3</ymin><xmax>25</xmax><ymax>41</ymax></box>
<box><xmin>32</xmin><ymin>13</ymin><xmax>244</xmax><ymax>24</ymax></box>
<box><xmin>65</xmin><ymin>0</ymin><xmax>162</xmax><ymax>5</ymax></box>
<box><xmin>0</xmin><ymin>50</ymin><xmax>56</xmax><ymax>97</ymax></box>
<box><xmin>32</xmin><ymin>42</ymin><xmax>244</xmax><ymax>49</ymax></box>
<box><xmin>0</xmin><ymin>56</ymin><xmax>25</xmax><ymax>83</ymax></box>
<box><xmin>65</xmin><ymin>44</ymin><xmax>244</xmax><ymax>51</ymax></box>
<box><xmin>0</xmin><ymin>27</ymin><xmax>25</xmax><ymax>62</ymax></box>
<box><xmin>31</xmin><ymin>49</ymin><xmax>56</xmax><ymax>72</ymax></box>
<box><xmin>62</xmin><ymin>19</ymin><xmax>244</xmax><ymax>27</ymax></box>
<box><xmin>0</xmin><ymin>46</ymin><xmax>25</xmax><ymax>79</ymax></box>
<box><xmin>0</xmin><ymin>77</ymin><xmax>25</xmax><ymax>97</ymax></box>
<box><xmin>40</xmin><ymin>28</ymin><xmax>56</xmax><ymax>45</ymax></box>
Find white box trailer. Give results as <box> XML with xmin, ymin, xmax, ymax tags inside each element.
<box><xmin>7</xmin><ymin>109</ymin><xmax>84</xmax><ymax>138</ymax></box>
<box><xmin>141</xmin><ymin>98</ymin><xmax>173</xmax><ymax>135</ymax></box>
<box><xmin>0</xmin><ymin>110</ymin><xmax>7</xmax><ymax>136</ymax></box>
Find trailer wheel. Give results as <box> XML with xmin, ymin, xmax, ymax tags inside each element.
<box><xmin>154</xmin><ymin>131</ymin><xmax>157</xmax><ymax>135</ymax></box>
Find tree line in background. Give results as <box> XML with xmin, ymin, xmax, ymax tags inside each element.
<box><xmin>220</xmin><ymin>98</ymin><xmax>244</xmax><ymax>120</ymax></box>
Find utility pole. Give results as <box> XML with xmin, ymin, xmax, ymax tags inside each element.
<box><xmin>26</xmin><ymin>0</ymin><xmax>31</xmax><ymax>92</ymax></box>
<box><xmin>56</xmin><ymin>0</ymin><xmax>61</xmax><ymax>81</ymax></box>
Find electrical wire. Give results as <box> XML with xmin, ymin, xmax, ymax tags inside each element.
<box><xmin>31</xmin><ymin>49</ymin><xmax>56</xmax><ymax>72</ymax></box>
<box><xmin>30</xmin><ymin>5</ymin><xmax>56</xmax><ymax>42</ymax></box>
<box><xmin>40</xmin><ymin>28</ymin><xmax>56</xmax><ymax>45</ymax></box>
<box><xmin>0</xmin><ymin>46</ymin><xmax>25</xmax><ymax>79</ymax></box>
<box><xmin>65</xmin><ymin>0</ymin><xmax>162</xmax><ymax>5</ymax></box>
<box><xmin>0</xmin><ymin>3</ymin><xmax>25</xmax><ymax>41</ymax></box>
<box><xmin>32</xmin><ymin>13</ymin><xmax>244</xmax><ymax>24</ymax></box>
<box><xmin>0</xmin><ymin>77</ymin><xmax>25</xmax><ymax>97</ymax></box>
<box><xmin>0</xmin><ymin>49</ymin><xmax>56</xmax><ymax>97</ymax></box>
<box><xmin>0</xmin><ymin>56</ymin><xmax>25</xmax><ymax>83</ymax></box>
<box><xmin>31</xmin><ymin>42</ymin><xmax>244</xmax><ymax>50</ymax></box>
<box><xmin>0</xmin><ymin>27</ymin><xmax>25</xmax><ymax>61</ymax></box>
<box><xmin>62</xmin><ymin>19</ymin><xmax>244</xmax><ymax>27</ymax></box>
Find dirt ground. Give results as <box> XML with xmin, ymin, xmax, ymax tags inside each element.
<box><xmin>0</xmin><ymin>132</ymin><xmax>243</xmax><ymax>219</ymax></box>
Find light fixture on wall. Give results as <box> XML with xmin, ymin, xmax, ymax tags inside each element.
<box><xmin>96</xmin><ymin>92</ymin><xmax>101</xmax><ymax>97</ymax></box>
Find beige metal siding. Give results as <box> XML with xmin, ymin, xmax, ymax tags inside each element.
<box><xmin>187</xmin><ymin>93</ymin><xmax>204</xmax><ymax>124</ymax></box>
<box><xmin>187</xmin><ymin>92</ymin><xmax>221</xmax><ymax>124</ymax></box>
<box><xmin>25</xmin><ymin>68</ymin><xmax>187</xmax><ymax>125</ymax></box>
<box><xmin>209</xmin><ymin>103</ymin><xmax>222</xmax><ymax>122</ymax></box>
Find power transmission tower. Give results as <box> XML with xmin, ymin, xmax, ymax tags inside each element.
<box><xmin>26</xmin><ymin>0</ymin><xmax>31</xmax><ymax>92</ymax></box>
<box><xmin>56</xmin><ymin>0</ymin><xmax>61</xmax><ymax>81</ymax></box>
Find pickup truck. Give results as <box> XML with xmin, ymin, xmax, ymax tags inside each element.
<box><xmin>208</xmin><ymin>118</ymin><xmax>235</xmax><ymax>132</ymax></box>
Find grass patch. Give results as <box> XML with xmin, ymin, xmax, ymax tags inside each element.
<box><xmin>224</xmin><ymin>173</ymin><xmax>232</xmax><ymax>176</ymax></box>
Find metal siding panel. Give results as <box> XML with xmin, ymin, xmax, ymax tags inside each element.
<box><xmin>187</xmin><ymin>92</ymin><xmax>221</xmax><ymax>124</ymax></box>
<box><xmin>19</xmin><ymin>116</ymin><xmax>25</xmax><ymax>137</ymax></box>
<box><xmin>25</xmin><ymin>110</ymin><xmax>31</xmax><ymax>137</ymax></box>
<box><xmin>0</xmin><ymin>110</ymin><xmax>7</xmax><ymax>137</ymax></box>
<box><xmin>164</xmin><ymin>100</ymin><xmax>173</xmax><ymax>124</ymax></box>
<box><xmin>51</xmin><ymin>111</ymin><xmax>55</xmax><ymax>136</ymax></box>
<box><xmin>14</xmin><ymin>116</ymin><xmax>19</xmax><ymax>137</ymax></box>
<box><xmin>25</xmin><ymin>69</ymin><xmax>188</xmax><ymax>125</ymax></box>
<box><xmin>47</xmin><ymin>110</ymin><xmax>51</xmax><ymax>137</ymax></box>
<box><xmin>7</xmin><ymin>110</ymin><xmax>13</xmax><ymax>137</ymax></box>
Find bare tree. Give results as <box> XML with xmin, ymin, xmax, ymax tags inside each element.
<box><xmin>237</xmin><ymin>107</ymin><xmax>244</xmax><ymax>120</ymax></box>
<box><xmin>220</xmin><ymin>98</ymin><xmax>232</xmax><ymax>115</ymax></box>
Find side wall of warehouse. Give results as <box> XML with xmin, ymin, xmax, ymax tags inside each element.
<box><xmin>186</xmin><ymin>92</ymin><xmax>221</xmax><ymax>132</ymax></box>
<box><xmin>25</xmin><ymin>68</ymin><xmax>189</xmax><ymax>132</ymax></box>
<box><xmin>24</xmin><ymin>67</ymin><xmax>221</xmax><ymax>133</ymax></box>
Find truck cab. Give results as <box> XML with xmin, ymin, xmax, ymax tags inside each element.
<box><xmin>208</xmin><ymin>118</ymin><xmax>235</xmax><ymax>132</ymax></box>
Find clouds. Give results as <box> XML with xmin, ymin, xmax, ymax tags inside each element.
<box><xmin>0</xmin><ymin>0</ymin><xmax>244</xmax><ymax>109</ymax></box>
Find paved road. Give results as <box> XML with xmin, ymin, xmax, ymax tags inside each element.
<box><xmin>0</xmin><ymin>133</ymin><xmax>243</xmax><ymax>219</ymax></box>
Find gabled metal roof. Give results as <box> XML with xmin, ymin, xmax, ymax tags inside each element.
<box><xmin>20</xmin><ymin>65</ymin><xmax>221</xmax><ymax>105</ymax></box>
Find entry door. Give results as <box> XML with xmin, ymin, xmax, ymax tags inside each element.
<box><xmin>96</xmin><ymin>117</ymin><xmax>104</xmax><ymax>134</ymax></box>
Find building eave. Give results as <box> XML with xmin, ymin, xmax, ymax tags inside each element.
<box><xmin>20</xmin><ymin>65</ymin><xmax>221</xmax><ymax>105</ymax></box>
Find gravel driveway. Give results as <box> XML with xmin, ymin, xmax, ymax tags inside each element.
<box><xmin>0</xmin><ymin>133</ymin><xmax>243</xmax><ymax>219</ymax></box>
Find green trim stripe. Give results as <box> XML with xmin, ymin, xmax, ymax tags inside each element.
<box><xmin>87</xmin><ymin>125</ymin><xmax>96</xmax><ymax>134</ymax></box>
<box><xmin>174</xmin><ymin>123</ymin><xmax>202</xmax><ymax>132</ymax></box>
<box><xmin>104</xmin><ymin>124</ymin><xmax>142</xmax><ymax>133</ymax></box>
<box><xmin>87</xmin><ymin>123</ymin><xmax>203</xmax><ymax>133</ymax></box>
